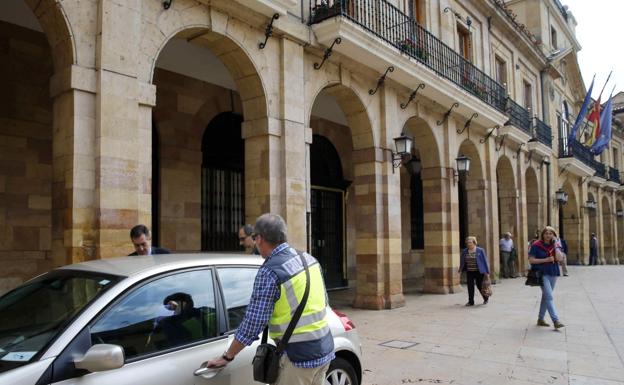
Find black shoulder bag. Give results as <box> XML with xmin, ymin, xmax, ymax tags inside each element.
<box><xmin>253</xmin><ymin>252</ymin><xmax>310</xmax><ymax>383</ymax></box>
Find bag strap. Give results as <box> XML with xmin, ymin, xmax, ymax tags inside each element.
<box><xmin>273</xmin><ymin>251</ymin><xmax>310</xmax><ymax>353</ymax></box>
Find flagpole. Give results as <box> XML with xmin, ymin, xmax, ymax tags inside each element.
<box><xmin>598</xmin><ymin>70</ymin><xmax>613</xmax><ymax>99</ymax></box>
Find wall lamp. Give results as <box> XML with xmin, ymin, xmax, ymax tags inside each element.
<box><xmin>392</xmin><ymin>133</ymin><xmax>413</xmax><ymax>170</ymax></box>
<box><xmin>555</xmin><ymin>189</ymin><xmax>568</xmax><ymax>205</ymax></box>
<box><xmin>582</xmin><ymin>199</ymin><xmax>597</xmax><ymax>211</ymax></box>
<box><xmin>453</xmin><ymin>155</ymin><xmax>471</xmax><ymax>184</ymax></box>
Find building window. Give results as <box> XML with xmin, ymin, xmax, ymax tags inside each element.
<box><xmin>408</xmin><ymin>0</ymin><xmax>425</xmax><ymax>25</ymax></box>
<box><xmin>457</xmin><ymin>24</ymin><xmax>471</xmax><ymax>61</ymax></box>
<box><xmin>523</xmin><ymin>80</ymin><xmax>533</xmax><ymax>111</ymax></box>
<box><xmin>551</xmin><ymin>26</ymin><xmax>558</xmax><ymax>49</ymax></box>
<box><xmin>614</xmin><ymin>148</ymin><xmax>619</xmax><ymax>168</ymax></box>
<box><xmin>495</xmin><ymin>56</ymin><xmax>507</xmax><ymax>87</ymax></box>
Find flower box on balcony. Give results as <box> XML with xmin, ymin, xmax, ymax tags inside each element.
<box><xmin>397</xmin><ymin>38</ymin><xmax>429</xmax><ymax>63</ymax></box>
<box><xmin>313</xmin><ymin>1</ymin><xmax>343</xmax><ymax>20</ymax></box>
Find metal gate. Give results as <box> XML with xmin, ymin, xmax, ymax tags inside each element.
<box><xmin>201</xmin><ymin>112</ymin><xmax>245</xmax><ymax>251</ymax></box>
<box><xmin>201</xmin><ymin>167</ymin><xmax>244</xmax><ymax>251</ymax></box>
<box><xmin>311</xmin><ymin>187</ymin><xmax>346</xmax><ymax>289</ymax></box>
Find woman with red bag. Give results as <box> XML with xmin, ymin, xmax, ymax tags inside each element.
<box><xmin>528</xmin><ymin>226</ymin><xmax>565</xmax><ymax>329</ymax></box>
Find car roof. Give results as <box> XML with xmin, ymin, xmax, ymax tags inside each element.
<box><xmin>58</xmin><ymin>253</ymin><xmax>264</xmax><ymax>277</ymax></box>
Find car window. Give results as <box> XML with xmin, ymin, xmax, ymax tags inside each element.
<box><xmin>217</xmin><ymin>267</ymin><xmax>258</xmax><ymax>330</ymax></box>
<box><xmin>0</xmin><ymin>270</ymin><xmax>119</xmax><ymax>374</ymax></box>
<box><xmin>90</xmin><ymin>269</ymin><xmax>217</xmax><ymax>360</ymax></box>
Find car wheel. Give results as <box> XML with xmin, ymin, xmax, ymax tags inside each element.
<box><xmin>325</xmin><ymin>357</ymin><xmax>358</xmax><ymax>385</ymax></box>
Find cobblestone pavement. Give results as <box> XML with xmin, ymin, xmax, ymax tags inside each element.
<box><xmin>330</xmin><ymin>266</ymin><xmax>624</xmax><ymax>385</ymax></box>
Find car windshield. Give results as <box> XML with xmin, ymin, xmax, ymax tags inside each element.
<box><xmin>0</xmin><ymin>270</ymin><xmax>121</xmax><ymax>373</ymax></box>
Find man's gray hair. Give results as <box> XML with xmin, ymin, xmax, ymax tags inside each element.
<box><xmin>240</xmin><ymin>224</ymin><xmax>254</xmax><ymax>236</ymax></box>
<box><xmin>254</xmin><ymin>214</ymin><xmax>288</xmax><ymax>245</ymax></box>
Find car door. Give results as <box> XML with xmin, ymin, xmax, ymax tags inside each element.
<box><xmin>49</xmin><ymin>268</ymin><xmax>257</xmax><ymax>385</ymax></box>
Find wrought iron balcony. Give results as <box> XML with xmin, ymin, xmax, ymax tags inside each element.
<box><xmin>505</xmin><ymin>99</ymin><xmax>532</xmax><ymax>134</ymax></box>
<box><xmin>309</xmin><ymin>0</ymin><xmax>507</xmax><ymax>112</ymax></box>
<box><xmin>609</xmin><ymin>166</ymin><xmax>621</xmax><ymax>184</ymax></box>
<box><xmin>559</xmin><ymin>138</ymin><xmax>606</xmax><ymax>178</ymax></box>
<box><xmin>533</xmin><ymin>117</ymin><xmax>552</xmax><ymax>148</ymax></box>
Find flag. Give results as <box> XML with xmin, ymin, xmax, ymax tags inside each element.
<box><xmin>584</xmin><ymin>97</ymin><xmax>601</xmax><ymax>146</ymax></box>
<box><xmin>568</xmin><ymin>77</ymin><xmax>594</xmax><ymax>143</ymax></box>
<box><xmin>591</xmin><ymin>94</ymin><xmax>614</xmax><ymax>155</ymax></box>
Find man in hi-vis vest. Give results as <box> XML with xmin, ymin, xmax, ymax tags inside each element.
<box><xmin>204</xmin><ymin>213</ymin><xmax>334</xmax><ymax>385</ymax></box>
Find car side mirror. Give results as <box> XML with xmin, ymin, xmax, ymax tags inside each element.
<box><xmin>74</xmin><ymin>344</ymin><xmax>125</xmax><ymax>372</ymax></box>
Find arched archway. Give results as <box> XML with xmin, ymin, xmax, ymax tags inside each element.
<box><xmin>151</xmin><ymin>27</ymin><xmax>269</xmax><ymax>252</ymax></box>
<box><xmin>496</xmin><ymin>156</ymin><xmax>518</xmax><ymax>279</ymax></box>
<box><xmin>400</xmin><ymin>116</ymin><xmax>442</xmax><ymax>291</ymax></box>
<box><xmin>602</xmin><ymin>196</ymin><xmax>614</xmax><ymax>264</ymax></box>
<box><xmin>309</xmin><ymin>83</ymin><xmax>397</xmax><ymax>307</ymax></box>
<box><xmin>310</xmin><ymin>134</ymin><xmax>351</xmax><ymax>289</ymax></box>
<box><xmin>525</xmin><ymin>167</ymin><xmax>541</xmax><ymax>240</ymax></box>
<box><xmin>561</xmin><ymin>182</ymin><xmax>580</xmax><ymax>264</ymax></box>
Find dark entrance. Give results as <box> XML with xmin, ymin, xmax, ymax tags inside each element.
<box><xmin>310</xmin><ymin>135</ymin><xmax>350</xmax><ymax>289</ymax></box>
<box><xmin>201</xmin><ymin>112</ymin><xmax>245</xmax><ymax>251</ymax></box>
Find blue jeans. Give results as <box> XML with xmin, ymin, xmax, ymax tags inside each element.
<box><xmin>539</xmin><ymin>275</ymin><xmax>559</xmax><ymax>321</ymax></box>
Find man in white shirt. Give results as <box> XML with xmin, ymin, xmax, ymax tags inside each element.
<box><xmin>499</xmin><ymin>232</ymin><xmax>514</xmax><ymax>278</ymax></box>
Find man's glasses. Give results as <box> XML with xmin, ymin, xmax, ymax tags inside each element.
<box><xmin>238</xmin><ymin>237</ymin><xmax>247</xmax><ymax>241</ymax></box>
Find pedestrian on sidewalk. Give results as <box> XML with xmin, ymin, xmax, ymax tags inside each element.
<box><xmin>589</xmin><ymin>233</ymin><xmax>599</xmax><ymax>265</ymax></box>
<box><xmin>529</xmin><ymin>226</ymin><xmax>565</xmax><ymax>329</ymax></box>
<box><xmin>556</xmin><ymin>237</ymin><xmax>569</xmax><ymax>276</ymax></box>
<box><xmin>458</xmin><ymin>236</ymin><xmax>490</xmax><ymax>306</ymax></box>
<box><xmin>499</xmin><ymin>232</ymin><xmax>514</xmax><ymax>278</ymax></box>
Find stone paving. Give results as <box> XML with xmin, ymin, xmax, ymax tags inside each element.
<box><xmin>330</xmin><ymin>266</ymin><xmax>624</xmax><ymax>385</ymax></box>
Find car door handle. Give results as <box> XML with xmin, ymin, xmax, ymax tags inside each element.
<box><xmin>193</xmin><ymin>366</ymin><xmax>222</xmax><ymax>378</ymax></box>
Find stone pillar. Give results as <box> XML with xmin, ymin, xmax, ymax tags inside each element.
<box><xmin>352</xmin><ymin>148</ymin><xmax>405</xmax><ymax>309</ymax></box>
<box><xmin>516</xmin><ymin>155</ymin><xmax>528</xmax><ymax>271</ymax></box>
<box><xmin>242</xmin><ymin>118</ymin><xmax>282</xmax><ymax>223</ymax></box>
<box><xmin>579</xmin><ymin>180</ymin><xmax>589</xmax><ymax>264</ymax></box>
<box><xmin>596</xmin><ymin>188</ymin><xmax>606</xmax><ymax>264</ymax></box>
<box><xmin>279</xmin><ymin>38</ymin><xmax>307</xmax><ymax>250</ymax></box>
<box><xmin>421</xmin><ymin>166</ymin><xmax>460</xmax><ymax>294</ymax></box>
<box><xmin>50</xmin><ymin>65</ymin><xmax>98</xmax><ymax>265</ymax></box>
<box><xmin>94</xmin><ymin>0</ymin><xmax>145</xmax><ymax>258</ymax></box>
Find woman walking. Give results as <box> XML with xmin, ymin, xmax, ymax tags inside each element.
<box><xmin>459</xmin><ymin>236</ymin><xmax>490</xmax><ymax>306</ymax></box>
<box><xmin>529</xmin><ymin>226</ymin><xmax>565</xmax><ymax>329</ymax></box>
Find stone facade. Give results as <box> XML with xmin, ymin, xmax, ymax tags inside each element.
<box><xmin>0</xmin><ymin>0</ymin><xmax>622</xmax><ymax>308</ymax></box>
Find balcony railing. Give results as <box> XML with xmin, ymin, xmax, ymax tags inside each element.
<box><xmin>506</xmin><ymin>99</ymin><xmax>532</xmax><ymax>134</ymax></box>
<box><xmin>559</xmin><ymin>138</ymin><xmax>606</xmax><ymax>177</ymax></box>
<box><xmin>609</xmin><ymin>166</ymin><xmax>621</xmax><ymax>184</ymax></box>
<box><xmin>309</xmin><ymin>0</ymin><xmax>507</xmax><ymax>112</ymax></box>
<box><xmin>534</xmin><ymin>117</ymin><xmax>552</xmax><ymax>147</ymax></box>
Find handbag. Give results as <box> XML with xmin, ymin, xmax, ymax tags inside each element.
<box><xmin>480</xmin><ymin>274</ymin><xmax>492</xmax><ymax>297</ymax></box>
<box><xmin>525</xmin><ymin>268</ymin><xmax>543</xmax><ymax>286</ymax></box>
<box><xmin>253</xmin><ymin>252</ymin><xmax>310</xmax><ymax>383</ymax></box>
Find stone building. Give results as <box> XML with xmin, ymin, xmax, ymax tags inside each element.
<box><xmin>1</xmin><ymin>0</ymin><xmax>622</xmax><ymax>308</ymax></box>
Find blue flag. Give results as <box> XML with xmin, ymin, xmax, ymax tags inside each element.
<box><xmin>591</xmin><ymin>94</ymin><xmax>613</xmax><ymax>155</ymax></box>
<box><xmin>568</xmin><ymin>77</ymin><xmax>594</xmax><ymax>143</ymax></box>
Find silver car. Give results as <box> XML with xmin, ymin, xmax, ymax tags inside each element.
<box><xmin>0</xmin><ymin>254</ymin><xmax>362</xmax><ymax>385</ymax></box>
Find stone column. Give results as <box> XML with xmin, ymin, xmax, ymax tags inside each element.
<box><xmin>516</xmin><ymin>155</ymin><xmax>528</xmax><ymax>272</ymax></box>
<box><xmin>596</xmin><ymin>188</ymin><xmax>606</xmax><ymax>264</ymax></box>
<box><xmin>50</xmin><ymin>65</ymin><xmax>98</xmax><ymax>265</ymax></box>
<box><xmin>279</xmin><ymin>38</ymin><xmax>307</xmax><ymax>250</ymax></box>
<box><xmin>579</xmin><ymin>180</ymin><xmax>589</xmax><ymax>265</ymax></box>
<box><xmin>94</xmin><ymin>0</ymin><xmax>145</xmax><ymax>258</ymax></box>
<box><xmin>352</xmin><ymin>148</ymin><xmax>405</xmax><ymax>309</ymax></box>
<box><xmin>421</xmin><ymin>166</ymin><xmax>460</xmax><ymax>294</ymax></box>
